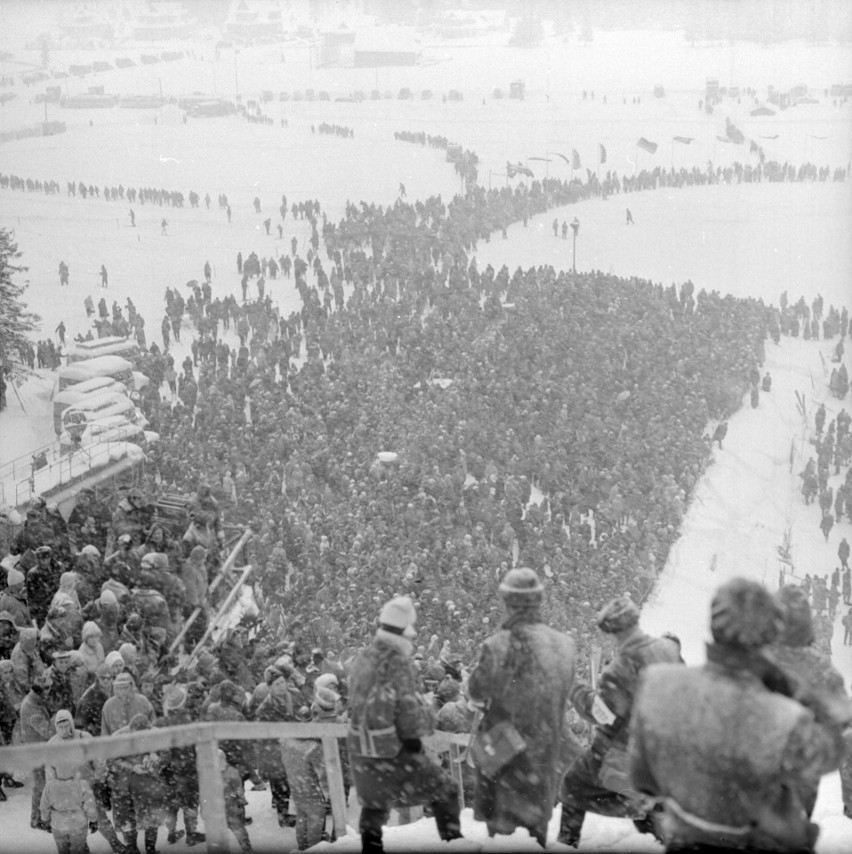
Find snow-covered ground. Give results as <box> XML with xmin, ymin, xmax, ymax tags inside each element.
<box><xmin>1</xmin><ymin>4</ymin><xmax>851</xmax><ymax>851</ymax></box>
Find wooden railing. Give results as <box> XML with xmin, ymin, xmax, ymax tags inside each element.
<box><xmin>0</xmin><ymin>721</ymin><xmax>470</xmax><ymax>853</ymax></box>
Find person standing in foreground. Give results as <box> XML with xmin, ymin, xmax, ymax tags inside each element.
<box><xmin>629</xmin><ymin>577</ymin><xmax>845</xmax><ymax>852</ymax></box>
<box><xmin>347</xmin><ymin>595</ymin><xmax>469</xmax><ymax>853</ymax></box>
<box><xmin>558</xmin><ymin>594</ymin><xmax>681</xmax><ymax>848</ymax></box>
<box><xmin>466</xmin><ymin>567</ymin><xmax>575</xmax><ymax>847</ymax></box>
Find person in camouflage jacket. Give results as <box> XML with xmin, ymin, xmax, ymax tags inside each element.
<box><xmin>346</xmin><ymin>596</ymin><xmax>465</xmax><ymax>854</ymax></box>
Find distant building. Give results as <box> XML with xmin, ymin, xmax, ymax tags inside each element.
<box><xmin>353</xmin><ymin>27</ymin><xmax>422</xmax><ymax>67</ymax></box>
<box><xmin>130</xmin><ymin>2</ymin><xmax>194</xmax><ymax>41</ymax></box>
<box><xmin>224</xmin><ymin>0</ymin><xmax>284</xmax><ymax>41</ymax></box>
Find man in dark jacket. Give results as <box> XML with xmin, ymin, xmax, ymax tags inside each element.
<box><xmin>157</xmin><ymin>682</ymin><xmax>206</xmax><ymax>846</ymax></box>
<box><xmin>75</xmin><ymin>662</ymin><xmax>113</xmax><ymax>736</ymax></box>
<box><xmin>558</xmin><ymin>594</ymin><xmax>682</xmax><ymax>847</ymax></box>
<box><xmin>347</xmin><ymin>595</ymin><xmax>466</xmax><ymax>854</ymax></box>
<box><xmin>629</xmin><ymin>577</ymin><xmax>844</xmax><ymax>852</ymax></box>
<box><xmin>468</xmin><ymin>567</ymin><xmax>575</xmax><ymax>847</ymax></box>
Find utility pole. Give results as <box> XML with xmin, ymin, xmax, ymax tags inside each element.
<box><xmin>570</xmin><ymin>217</ymin><xmax>580</xmax><ymax>272</ymax></box>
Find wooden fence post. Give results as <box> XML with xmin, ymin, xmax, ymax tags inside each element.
<box><xmin>448</xmin><ymin>742</ymin><xmax>465</xmax><ymax>813</ymax></box>
<box><xmin>321</xmin><ymin>736</ymin><xmax>348</xmax><ymax>838</ymax></box>
<box><xmin>195</xmin><ymin>734</ymin><xmax>230</xmax><ymax>854</ymax></box>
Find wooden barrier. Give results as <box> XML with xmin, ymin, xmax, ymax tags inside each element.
<box><xmin>168</xmin><ymin>527</ymin><xmax>253</xmax><ymax>656</ymax></box>
<box><xmin>0</xmin><ymin>720</ymin><xmax>470</xmax><ymax>853</ymax></box>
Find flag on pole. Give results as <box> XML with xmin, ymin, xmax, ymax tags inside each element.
<box><xmin>599</xmin><ymin>143</ymin><xmax>607</xmax><ymax>163</ymax></box>
<box><xmin>528</xmin><ymin>156</ymin><xmax>552</xmax><ymax>162</ymax></box>
<box><xmin>515</xmin><ymin>162</ymin><xmax>534</xmax><ymax>178</ymax></box>
<box><xmin>808</xmin><ymin>134</ymin><xmax>828</xmax><ymax>140</ymax></box>
<box><xmin>553</xmin><ymin>152</ymin><xmax>572</xmax><ymax>166</ymax></box>
<box><xmin>572</xmin><ymin>149</ymin><xmax>581</xmax><ymax>169</ymax></box>
<box><xmin>637</xmin><ymin>137</ymin><xmax>658</xmax><ymax>154</ymax></box>
<box><xmin>673</xmin><ymin>136</ymin><xmax>693</xmax><ymax>144</ymax></box>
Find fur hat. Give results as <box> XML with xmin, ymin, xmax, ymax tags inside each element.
<box><xmin>379</xmin><ymin>595</ymin><xmax>417</xmax><ymax>639</ymax></box>
<box><xmin>219</xmin><ymin>679</ymin><xmax>245</xmax><ymax>707</ymax></box>
<box><xmin>776</xmin><ymin>585</ymin><xmax>815</xmax><ymax>647</ymax></box>
<box><xmin>710</xmin><ymin>578</ymin><xmax>783</xmax><ymax>650</ymax></box>
<box><xmin>597</xmin><ymin>595</ymin><xmax>640</xmax><ymax>634</ymax></box>
<box><xmin>314</xmin><ymin>672</ymin><xmax>339</xmax><ymax>691</ymax></box>
<box><xmin>162</xmin><ymin>683</ymin><xmax>188</xmax><ymax>714</ymax></box>
<box><xmin>313</xmin><ymin>686</ymin><xmax>339</xmax><ymax>711</ymax></box>
<box><xmin>141</xmin><ymin>552</ymin><xmax>169</xmax><ymax>571</ymax></box>
<box><xmin>196</xmin><ymin>650</ymin><xmax>217</xmax><ymax>671</ymax></box>
<box><xmin>499</xmin><ymin>567</ymin><xmax>544</xmax><ymax>608</ymax></box>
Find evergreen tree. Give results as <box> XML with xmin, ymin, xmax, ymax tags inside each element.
<box><xmin>0</xmin><ymin>228</ymin><xmax>40</xmax><ymax>400</ymax></box>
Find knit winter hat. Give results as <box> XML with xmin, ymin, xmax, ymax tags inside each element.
<box><xmin>105</xmin><ymin>651</ymin><xmax>125</xmax><ymax>671</ymax></box>
<box><xmin>776</xmin><ymin>585</ymin><xmax>815</xmax><ymax>647</ymax></box>
<box><xmin>597</xmin><ymin>595</ymin><xmax>640</xmax><ymax>634</ymax></box>
<box><xmin>119</xmin><ymin>643</ymin><xmax>137</xmax><ymax>664</ymax></box>
<box><xmin>96</xmin><ymin>662</ymin><xmax>113</xmax><ymax>678</ymax></box>
<box><xmin>190</xmin><ymin>545</ymin><xmax>207</xmax><ymax>561</ymax></box>
<box><xmin>113</xmin><ymin>672</ymin><xmax>134</xmax><ymax>686</ymax></box>
<box><xmin>81</xmin><ymin>545</ymin><xmax>101</xmax><ymax>558</ymax></box>
<box><xmin>82</xmin><ymin>621</ymin><xmax>102</xmax><ymax>640</ymax></box>
<box><xmin>710</xmin><ymin>578</ymin><xmax>783</xmax><ymax>650</ymax></box>
<box><xmin>379</xmin><ymin>595</ymin><xmax>417</xmax><ymax>639</ymax></box>
<box><xmin>6</xmin><ymin>567</ymin><xmax>25</xmax><ymax>588</ymax></box>
<box><xmin>99</xmin><ymin>589</ymin><xmax>118</xmax><ymax>606</ymax></box>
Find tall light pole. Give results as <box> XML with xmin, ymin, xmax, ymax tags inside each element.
<box><xmin>570</xmin><ymin>217</ymin><xmax>580</xmax><ymax>272</ymax></box>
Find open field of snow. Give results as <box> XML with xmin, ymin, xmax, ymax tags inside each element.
<box><xmin>1</xmin><ymin>4</ymin><xmax>851</xmax><ymax>852</ymax></box>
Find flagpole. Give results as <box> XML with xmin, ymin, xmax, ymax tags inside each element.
<box><xmin>634</xmin><ymin>144</ymin><xmax>638</xmax><ymax>176</ymax></box>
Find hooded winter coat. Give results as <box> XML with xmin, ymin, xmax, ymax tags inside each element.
<box><xmin>629</xmin><ymin>645</ymin><xmax>844</xmax><ymax>852</ymax></box>
<box><xmin>467</xmin><ymin>606</ymin><xmax>575</xmax><ymax>838</ymax></box>
<box><xmin>11</xmin><ymin>628</ymin><xmax>45</xmax><ymax>696</ymax></box>
<box><xmin>0</xmin><ymin>580</ymin><xmax>32</xmax><ymax>627</ymax></box>
<box><xmin>347</xmin><ymin>629</ymin><xmax>454</xmax><ymax>811</ymax></box>
<box><xmin>40</xmin><ymin>774</ymin><xmax>98</xmax><ymax>835</ymax></box>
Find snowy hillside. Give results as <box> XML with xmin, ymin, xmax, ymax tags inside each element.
<box><xmin>1</xmin><ymin>4</ymin><xmax>851</xmax><ymax>852</ymax></box>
